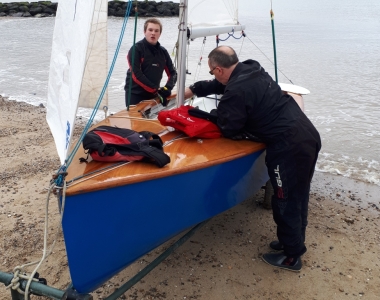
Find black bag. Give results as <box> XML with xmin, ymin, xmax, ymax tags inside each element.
<box><xmin>188</xmin><ymin>107</ymin><xmax>218</xmax><ymax>124</ymax></box>
<box><xmin>80</xmin><ymin>126</ymin><xmax>170</xmax><ymax>168</ymax></box>
<box><xmin>187</xmin><ymin>108</ymin><xmax>262</xmax><ymax>142</ymax></box>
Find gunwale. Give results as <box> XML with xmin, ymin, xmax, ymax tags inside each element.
<box><xmin>65</xmin><ymin>100</ymin><xmax>266</xmax><ymax>196</ymax></box>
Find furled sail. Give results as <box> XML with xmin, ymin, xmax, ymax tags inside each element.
<box><xmin>46</xmin><ymin>0</ymin><xmax>108</xmax><ymax>164</ymax></box>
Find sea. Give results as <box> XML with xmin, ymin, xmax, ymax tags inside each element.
<box><xmin>0</xmin><ymin>0</ymin><xmax>379</xmax><ymax>187</ymax></box>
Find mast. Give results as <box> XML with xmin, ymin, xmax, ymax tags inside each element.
<box><xmin>176</xmin><ymin>0</ymin><xmax>188</xmax><ymax>106</ymax></box>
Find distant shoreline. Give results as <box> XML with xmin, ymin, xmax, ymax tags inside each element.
<box><xmin>0</xmin><ymin>1</ymin><xmax>179</xmax><ymax>18</ymax></box>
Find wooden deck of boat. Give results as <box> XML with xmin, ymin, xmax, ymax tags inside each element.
<box><xmin>65</xmin><ymin>100</ymin><xmax>266</xmax><ymax>196</ymax></box>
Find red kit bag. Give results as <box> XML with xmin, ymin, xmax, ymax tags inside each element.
<box><xmin>158</xmin><ymin>105</ymin><xmax>221</xmax><ymax>139</ymax></box>
<box><xmin>81</xmin><ymin>126</ymin><xmax>170</xmax><ymax>167</ymax></box>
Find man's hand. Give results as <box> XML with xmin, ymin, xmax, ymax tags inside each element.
<box><xmin>157</xmin><ymin>86</ymin><xmax>172</xmax><ymax>106</ymax></box>
<box><xmin>158</xmin><ymin>86</ymin><xmax>171</xmax><ymax>98</ymax></box>
<box><xmin>156</xmin><ymin>87</ymin><xmax>169</xmax><ymax>106</ymax></box>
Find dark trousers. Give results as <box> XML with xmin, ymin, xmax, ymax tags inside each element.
<box><xmin>125</xmin><ymin>92</ymin><xmax>144</xmax><ymax>106</ymax></box>
<box><xmin>125</xmin><ymin>90</ymin><xmax>156</xmax><ymax>106</ymax></box>
<box><xmin>266</xmin><ymin>118</ymin><xmax>321</xmax><ymax>258</ymax></box>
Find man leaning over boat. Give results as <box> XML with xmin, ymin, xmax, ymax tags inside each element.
<box><xmin>184</xmin><ymin>46</ymin><xmax>321</xmax><ymax>272</ymax></box>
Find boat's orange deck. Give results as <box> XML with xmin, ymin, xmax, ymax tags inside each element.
<box><xmin>65</xmin><ymin>100</ymin><xmax>266</xmax><ymax>196</ymax></box>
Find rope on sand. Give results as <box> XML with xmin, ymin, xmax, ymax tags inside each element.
<box><xmin>6</xmin><ymin>181</ymin><xmax>66</xmax><ymax>298</ymax></box>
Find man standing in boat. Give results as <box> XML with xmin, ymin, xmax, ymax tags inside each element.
<box><xmin>124</xmin><ymin>18</ymin><xmax>177</xmax><ymax>106</ymax></box>
<box><xmin>184</xmin><ymin>46</ymin><xmax>321</xmax><ymax>272</ymax></box>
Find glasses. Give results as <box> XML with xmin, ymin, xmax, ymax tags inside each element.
<box><xmin>209</xmin><ymin>66</ymin><xmax>218</xmax><ymax>75</ymax></box>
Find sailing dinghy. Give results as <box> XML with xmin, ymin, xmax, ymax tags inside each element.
<box><xmin>46</xmin><ymin>0</ymin><xmax>305</xmax><ymax>294</ymax></box>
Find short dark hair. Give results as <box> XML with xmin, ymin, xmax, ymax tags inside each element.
<box><xmin>144</xmin><ymin>18</ymin><xmax>163</xmax><ymax>33</ymax></box>
<box><xmin>208</xmin><ymin>46</ymin><xmax>239</xmax><ymax>68</ymax></box>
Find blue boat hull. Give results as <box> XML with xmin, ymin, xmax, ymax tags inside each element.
<box><xmin>62</xmin><ymin>150</ymin><xmax>268</xmax><ymax>293</ymax></box>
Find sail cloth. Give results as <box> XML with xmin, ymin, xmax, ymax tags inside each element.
<box><xmin>46</xmin><ymin>0</ymin><xmax>108</xmax><ymax>164</ymax></box>
<box><xmin>187</xmin><ymin>0</ymin><xmax>244</xmax><ymax>40</ymax></box>
<box><xmin>78</xmin><ymin>1</ymin><xmax>108</xmax><ymax>110</ymax></box>
<box><xmin>188</xmin><ymin>0</ymin><xmax>239</xmax><ymax>27</ymax></box>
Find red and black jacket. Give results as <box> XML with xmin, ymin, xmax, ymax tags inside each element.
<box><xmin>124</xmin><ymin>38</ymin><xmax>177</xmax><ymax>104</ymax></box>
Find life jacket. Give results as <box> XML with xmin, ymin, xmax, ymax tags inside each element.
<box><xmin>158</xmin><ymin>105</ymin><xmax>222</xmax><ymax>139</ymax></box>
<box><xmin>80</xmin><ymin>126</ymin><xmax>170</xmax><ymax>168</ymax></box>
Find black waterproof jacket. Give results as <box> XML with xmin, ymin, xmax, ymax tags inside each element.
<box><xmin>124</xmin><ymin>38</ymin><xmax>177</xmax><ymax>102</ymax></box>
<box><xmin>190</xmin><ymin>60</ymin><xmax>322</xmax><ymax>259</ymax></box>
<box><xmin>190</xmin><ymin>59</ymin><xmax>311</xmax><ymax>145</ymax></box>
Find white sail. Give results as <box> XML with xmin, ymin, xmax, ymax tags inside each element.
<box><xmin>187</xmin><ymin>0</ymin><xmax>244</xmax><ymax>39</ymax></box>
<box><xmin>188</xmin><ymin>0</ymin><xmax>239</xmax><ymax>27</ymax></box>
<box><xmin>46</xmin><ymin>0</ymin><xmax>108</xmax><ymax>164</ymax></box>
<box><xmin>78</xmin><ymin>0</ymin><xmax>108</xmax><ymax>109</ymax></box>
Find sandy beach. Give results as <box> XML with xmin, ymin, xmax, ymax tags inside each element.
<box><xmin>0</xmin><ymin>95</ymin><xmax>379</xmax><ymax>299</ymax></box>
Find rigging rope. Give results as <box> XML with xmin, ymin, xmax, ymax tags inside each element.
<box><xmin>216</xmin><ymin>29</ymin><xmax>245</xmax><ymax>44</ymax></box>
<box><xmin>192</xmin><ymin>37</ymin><xmax>207</xmax><ymax>84</ymax></box>
<box><xmin>213</xmin><ymin>30</ymin><xmax>245</xmax><ymax>107</ymax></box>
<box><xmin>244</xmin><ymin>34</ymin><xmax>294</xmax><ymax>84</ymax></box>
<box><xmin>7</xmin><ymin>182</ymin><xmax>64</xmax><ymax>298</ymax></box>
